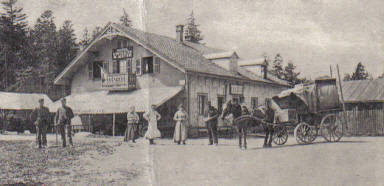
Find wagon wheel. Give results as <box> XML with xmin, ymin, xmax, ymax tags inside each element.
<box><xmin>320</xmin><ymin>114</ymin><xmax>343</xmax><ymax>142</ymax></box>
<box><xmin>273</xmin><ymin>126</ymin><xmax>288</xmax><ymax>145</ymax></box>
<box><xmin>294</xmin><ymin>122</ymin><xmax>317</xmax><ymax>144</ymax></box>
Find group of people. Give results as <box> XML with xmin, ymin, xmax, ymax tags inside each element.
<box><xmin>30</xmin><ymin>98</ymin><xmax>74</xmax><ymax>148</ymax></box>
<box><xmin>123</xmin><ymin>97</ymin><xmax>277</xmax><ymax>150</ymax></box>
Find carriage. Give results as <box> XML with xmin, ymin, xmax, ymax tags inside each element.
<box><xmin>234</xmin><ymin>77</ymin><xmax>345</xmax><ymax>145</ymax></box>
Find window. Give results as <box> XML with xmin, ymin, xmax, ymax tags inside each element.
<box><xmin>240</xmin><ymin>96</ymin><xmax>245</xmax><ymax>104</ymax></box>
<box><xmin>217</xmin><ymin>96</ymin><xmax>225</xmax><ymax>114</ymax></box>
<box><xmin>88</xmin><ymin>61</ymin><xmax>102</xmax><ymax>80</ymax></box>
<box><xmin>112</xmin><ymin>61</ymin><xmax>120</xmax><ymax>74</ymax></box>
<box><xmin>198</xmin><ymin>94</ymin><xmax>208</xmax><ymax>115</ymax></box>
<box><xmin>251</xmin><ymin>97</ymin><xmax>258</xmax><ymax>110</ymax></box>
<box><xmin>120</xmin><ymin>60</ymin><xmax>127</xmax><ymax>74</ymax></box>
<box><xmin>136</xmin><ymin>59</ymin><xmax>141</xmax><ymax>75</ymax></box>
<box><xmin>154</xmin><ymin>57</ymin><xmax>160</xmax><ymax>73</ymax></box>
<box><xmin>103</xmin><ymin>61</ymin><xmax>109</xmax><ymax>73</ymax></box>
<box><xmin>142</xmin><ymin>57</ymin><xmax>153</xmax><ymax>74</ymax></box>
<box><xmin>126</xmin><ymin>59</ymin><xmax>132</xmax><ymax>73</ymax></box>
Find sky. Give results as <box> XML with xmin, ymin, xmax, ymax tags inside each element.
<box><xmin>16</xmin><ymin>0</ymin><xmax>384</xmax><ymax>79</ymax></box>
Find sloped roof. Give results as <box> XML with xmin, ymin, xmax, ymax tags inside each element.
<box><xmin>342</xmin><ymin>79</ymin><xmax>384</xmax><ymax>103</ymax></box>
<box><xmin>182</xmin><ymin>41</ymin><xmax>225</xmax><ymax>54</ymax></box>
<box><xmin>0</xmin><ymin>92</ymin><xmax>53</xmax><ymax>110</ymax></box>
<box><xmin>203</xmin><ymin>51</ymin><xmax>237</xmax><ymax>60</ymax></box>
<box><xmin>238</xmin><ymin>58</ymin><xmax>265</xmax><ymax>66</ymax></box>
<box><xmin>238</xmin><ymin>67</ymin><xmax>291</xmax><ymax>87</ymax></box>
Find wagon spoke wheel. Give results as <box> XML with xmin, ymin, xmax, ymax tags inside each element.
<box><xmin>294</xmin><ymin>122</ymin><xmax>317</xmax><ymax>144</ymax></box>
<box><xmin>320</xmin><ymin>114</ymin><xmax>343</xmax><ymax>142</ymax></box>
<box><xmin>273</xmin><ymin>126</ymin><xmax>288</xmax><ymax>145</ymax></box>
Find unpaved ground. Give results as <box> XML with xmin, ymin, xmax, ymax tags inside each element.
<box><xmin>1</xmin><ymin>134</ymin><xmax>384</xmax><ymax>185</ymax></box>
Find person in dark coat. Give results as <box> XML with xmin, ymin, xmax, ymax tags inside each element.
<box><xmin>264</xmin><ymin>98</ymin><xmax>275</xmax><ymax>148</ymax></box>
<box><xmin>204</xmin><ymin>101</ymin><xmax>219</xmax><ymax>145</ymax></box>
<box><xmin>30</xmin><ymin>99</ymin><xmax>50</xmax><ymax>148</ymax></box>
<box><xmin>55</xmin><ymin>98</ymin><xmax>74</xmax><ymax>147</ymax></box>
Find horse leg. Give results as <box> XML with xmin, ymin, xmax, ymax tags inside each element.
<box><xmin>237</xmin><ymin>126</ymin><xmax>242</xmax><ymax>148</ymax></box>
<box><xmin>243</xmin><ymin>127</ymin><xmax>247</xmax><ymax>150</ymax></box>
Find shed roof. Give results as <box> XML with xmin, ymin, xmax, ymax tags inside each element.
<box><xmin>342</xmin><ymin>79</ymin><xmax>384</xmax><ymax>103</ymax></box>
<box><xmin>0</xmin><ymin>92</ymin><xmax>53</xmax><ymax>110</ymax></box>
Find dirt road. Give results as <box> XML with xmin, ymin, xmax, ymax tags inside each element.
<box><xmin>2</xmin><ymin>134</ymin><xmax>384</xmax><ymax>185</ymax></box>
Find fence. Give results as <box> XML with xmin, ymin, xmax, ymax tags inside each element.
<box><xmin>339</xmin><ymin>108</ymin><xmax>384</xmax><ymax>136</ymax></box>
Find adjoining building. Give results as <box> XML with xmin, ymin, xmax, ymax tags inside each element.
<box><xmin>0</xmin><ymin>92</ymin><xmax>53</xmax><ymax>133</ymax></box>
<box><xmin>50</xmin><ymin>22</ymin><xmax>289</xmax><ymax>136</ymax></box>
<box><xmin>340</xmin><ymin>79</ymin><xmax>384</xmax><ymax>136</ymax></box>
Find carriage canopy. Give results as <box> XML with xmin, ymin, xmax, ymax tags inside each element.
<box><xmin>272</xmin><ymin>78</ymin><xmax>341</xmax><ymax>114</ymax></box>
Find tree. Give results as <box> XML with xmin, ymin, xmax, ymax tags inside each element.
<box><xmin>79</xmin><ymin>27</ymin><xmax>91</xmax><ymax>49</ymax></box>
<box><xmin>271</xmin><ymin>53</ymin><xmax>284</xmax><ymax>79</ymax></box>
<box><xmin>57</xmin><ymin>20</ymin><xmax>78</xmax><ymax>72</ymax></box>
<box><xmin>283</xmin><ymin>61</ymin><xmax>301</xmax><ymax>85</ymax></box>
<box><xmin>0</xmin><ymin>0</ymin><xmax>29</xmax><ymax>90</ymax></box>
<box><xmin>351</xmin><ymin>62</ymin><xmax>369</xmax><ymax>80</ymax></box>
<box><xmin>119</xmin><ymin>8</ymin><xmax>132</xmax><ymax>27</ymax></box>
<box><xmin>184</xmin><ymin>11</ymin><xmax>203</xmax><ymax>43</ymax></box>
<box><xmin>343</xmin><ymin>73</ymin><xmax>352</xmax><ymax>81</ymax></box>
<box><xmin>92</xmin><ymin>26</ymin><xmax>102</xmax><ymax>39</ymax></box>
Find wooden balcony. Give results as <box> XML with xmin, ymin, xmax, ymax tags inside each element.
<box><xmin>101</xmin><ymin>73</ymin><xmax>136</xmax><ymax>90</ymax></box>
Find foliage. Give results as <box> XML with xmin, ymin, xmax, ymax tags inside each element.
<box><xmin>184</xmin><ymin>11</ymin><xmax>203</xmax><ymax>43</ymax></box>
<box><xmin>79</xmin><ymin>27</ymin><xmax>91</xmax><ymax>49</ymax></box>
<box><xmin>57</xmin><ymin>20</ymin><xmax>78</xmax><ymax>72</ymax></box>
<box><xmin>119</xmin><ymin>8</ymin><xmax>132</xmax><ymax>27</ymax></box>
<box><xmin>283</xmin><ymin>61</ymin><xmax>301</xmax><ymax>85</ymax></box>
<box><xmin>349</xmin><ymin>62</ymin><xmax>369</xmax><ymax>81</ymax></box>
<box><xmin>271</xmin><ymin>53</ymin><xmax>284</xmax><ymax>79</ymax></box>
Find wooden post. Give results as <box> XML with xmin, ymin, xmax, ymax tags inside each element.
<box><xmin>112</xmin><ymin>113</ymin><xmax>116</xmax><ymax>136</ymax></box>
<box><xmin>336</xmin><ymin>64</ymin><xmax>348</xmax><ymax>130</ymax></box>
<box><xmin>330</xmin><ymin>65</ymin><xmax>333</xmax><ymax>78</ymax></box>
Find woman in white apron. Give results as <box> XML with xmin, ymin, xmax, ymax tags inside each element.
<box><xmin>173</xmin><ymin>104</ymin><xmax>188</xmax><ymax>145</ymax></box>
<box><xmin>143</xmin><ymin>105</ymin><xmax>161</xmax><ymax>145</ymax></box>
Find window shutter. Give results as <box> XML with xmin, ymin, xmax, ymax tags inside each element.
<box><xmin>109</xmin><ymin>60</ymin><xmax>113</xmax><ymax>74</ymax></box>
<box><xmin>103</xmin><ymin>61</ymin><xmax>109</xmax><ymax>73</ymax></box>
<box><xmin>136</xmin><ymin>59</ymin><xmax>142</xmax><ymax>75</ymax></box>
<box><xmin>154</xmin><ymin>57</ymin><xmax>160</xmax><ymax>73</ymax></box>
<box><xmin>88</xmin><ymin>62</ymin><xmax>93</xmax><ymax>80</ymax></box>
<box><xmin>127</xmin><ymin>59</ymin><xmax>132</xmax><ymax>73</ymax></box>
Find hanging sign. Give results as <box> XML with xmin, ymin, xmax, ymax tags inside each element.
<box><xmin>112</xmin><ymin>47</ymin><xmax>133</xmax><ymax>60</ymax></box>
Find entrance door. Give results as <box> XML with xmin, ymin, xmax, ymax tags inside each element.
<box><xmin>217</xmin><ymin>96</ymin><xmax>225</xmax><ymax>114</ymax></box>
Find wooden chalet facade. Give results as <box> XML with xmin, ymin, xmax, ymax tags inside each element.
<box><xmin>51</xmin><ymin>22</ymin><xmax>289</xmax><ymax>136</ymax></box>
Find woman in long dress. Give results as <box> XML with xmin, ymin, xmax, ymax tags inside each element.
<box><xmin>173</xmin><ymin>104</ymin><xmax>188</xmax><ymax>145</ymax></box>
<box><xmin>143</xmin><ymin>105</ymin><xmax>161</xmax><ymax>145</ymax></box>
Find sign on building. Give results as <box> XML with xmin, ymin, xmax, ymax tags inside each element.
<box><xmin>112</xmin><ymin>47</ymin><xmax>133</xmax><ymax>60</ymax></box>
<box><xmin>101</xmin><ymin>69</ymin><xmax>136</xmax><ymax>90</ymax></box>
<box><xmin>230</xmin><ymin>84</ymin><xmax>243</xmax><ymax>95</ymax></box>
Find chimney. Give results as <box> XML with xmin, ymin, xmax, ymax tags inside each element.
<box><xmin>176</xmin><ymin>25</ymin><xmax>184</xmax><ymax>43</ymax></box>
<box><xmin>263</xmin><ymin>58</ymin><xmax>268</xmax><ymax>79</ymax></box>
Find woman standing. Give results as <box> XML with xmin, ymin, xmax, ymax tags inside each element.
<box><xmin>173</xmin><ymin>104</ymin><xmax>188</xmax><ymax>145</ymax></box>
<box><xmin>124</xmin><ymin>106</ymin><xmax>140</xmax><ymax>143</ymax></box>
<box><xmin>143</xmin><ymin>105</ymin><xmax>161</xmax><ymax>145</ymax></box>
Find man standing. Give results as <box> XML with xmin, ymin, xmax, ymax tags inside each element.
<box><xmin>204</xmin><ymin>101</ymin><xmax>219</xmax><ymax>145</ymax></box>
<box><xmin>55</xmin><ymin>98</ymin><xmax>74</xmax><ymax>147</ymax></box>
<box><xmin>30</xmin><ymin>99</ymin><xmax>50</xmax><ymax>148</ymax></box>
<box><xmin>263</xmin><ymin>98</ymin><xmax>275</xmax><ymax>148</ymax></box>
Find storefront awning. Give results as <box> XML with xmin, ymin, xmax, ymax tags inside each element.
<box><xmin>47</xmin><ymin>86</ymin><xmax>184</xmax><ymax>114</ymax></box>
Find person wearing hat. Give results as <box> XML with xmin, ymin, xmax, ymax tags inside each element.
<box><xmin>30</xmin><ymin>98</ymin><xmax>50</xmax><ymax>148</ymax></box>
<box><xmin>204</xmin><ymin>101</ymin><xmax>219</xmax><ymax>145</ymax></box>
<box><xmin>143</xmin><ymin>104</ymin><xmax>161</xmax><ymax>145</ymax></box>
<box><xmin>124</xmin><ymin>106</ymin><xmax>140</xmax><ymax>143</ymax></box>
<box><xmin>173</xmin><ymin>104</ymin><xmax>188</xmax><ymax>145</ymax></box>
<box><xmin>55</xmin><ymin>98</ymin><xmax>74</xmax><ymax>147</ymax></box>
<box><xmin>263</xmin><ymin>98</ymin><xmax>275</xmax><ymax>148</ymax></box>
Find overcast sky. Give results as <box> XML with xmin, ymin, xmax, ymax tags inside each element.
<box><xmin>18</xmin><ymin>0</ymin><xmax>384</xmax><ymax>79</ymax></box>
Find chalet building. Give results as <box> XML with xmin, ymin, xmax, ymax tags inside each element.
<box><xmin>50</xmin><ymin>22</ymin><xmax>289</xmax><ymax>136</ymax></box>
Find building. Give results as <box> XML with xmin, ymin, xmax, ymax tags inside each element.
<box><xmin>340</xmin><ymin>79</ymin><xmax>384</xmax><ymax>136</ymax></box>
<box><xmin>50</xmin><ymin>22</ymin><xmax>289</xmax><ymax>136</ymax></box>
<box><xmin>0</xmin><ymin>92</ymin><xmax>53</xmax><ymax>133</ymax></box>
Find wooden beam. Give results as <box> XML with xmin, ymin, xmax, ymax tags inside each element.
<box><xmin>337</xmin><ymin>64</ymin><xmax>348</xmax><ymax>130</ymax></box>
<box><xmin>112</xmin><ymin>113</ymin><xmax>116</xmax><ymax>136</ymax></box>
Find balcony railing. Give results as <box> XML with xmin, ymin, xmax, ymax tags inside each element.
<box><xmin>101</xmin><ymin>73</ymin><xmax>136</xmax><ymax>90</ymax></box>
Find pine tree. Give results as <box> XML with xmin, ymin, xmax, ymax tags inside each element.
<box><xmin>343</xmin><ymin>73</ymin><xmax>352</xmax><ymax>81</ymax></box>
<box><xmin>0</xmin><ymin>0</ymin><xmax>29</xmax><ymax>90</ymax></box>
<box><xmin>271</xmin><ymin>53</ymin><xmax>284</xmax><ymax>79</ymax></box>
<box><xmin>119</xmin><ymin>8</ymin><xmax>132</xmax><ymax>27</ymax></box>
<box><xmin>351</xmin><ymin>62</ymin><xmax>369</xmax><ymax>80</ymax></box>
<box><xmin>57</xmin><ymin>20</ymin><xmax>78</xmax><ymax>72</ymax></box>
<box><xmin>79</xmin><ymin>27</ymin><xmax>91</xmax><ymax>49</ymax></box>
<box><xmin>283</xmin><ymin>61</ymin><xmax>301</xmax><ymax>85</ymax></box>
<box><xmin>184</xmin><ymin>11</ymin><xmax>203</xmax><ymax>43</ymax></box>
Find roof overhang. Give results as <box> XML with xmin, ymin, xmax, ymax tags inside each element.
<box><xmin>54</xmin><ymin>23</ymin><xmax>185</xmax><ymax>85</ymax></box>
